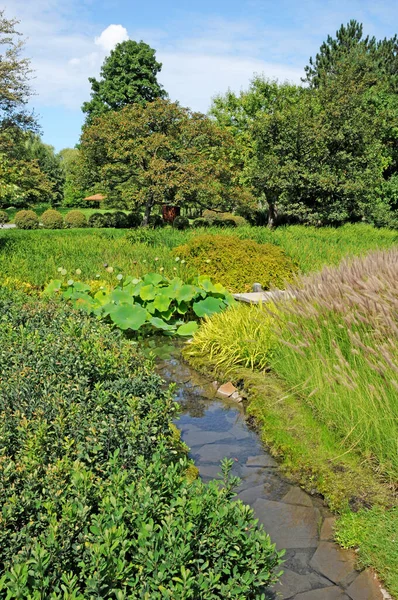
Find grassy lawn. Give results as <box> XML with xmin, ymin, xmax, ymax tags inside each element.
<box><xmin>0</xmin><ymin>223</ymin><xmax>397</xmax><ymax>289</ymax></box>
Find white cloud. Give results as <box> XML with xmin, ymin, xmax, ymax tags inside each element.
<box><xmin>95</xmin><ymin>24</ymin><xmax>129</xmax><ymax>52</ymax></box>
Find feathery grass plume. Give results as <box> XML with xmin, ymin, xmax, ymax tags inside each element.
<box><xmin>272</xmin><ymin>248</ymin><xmax>398</xmax><ymax>480</ymax></box>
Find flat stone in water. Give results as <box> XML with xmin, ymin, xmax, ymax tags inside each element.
<box><xmin>310</xmin><ymin>542</ymin><xmax>357</xmax><ymax>586</ymax></box>
<box><xmin>238</xmin><ymin>484</ymin><xmax>267</xmax><ymax>505</ymax></box>
<box><xmin>246</xmin><ymin>454</ymin><xmax>277</xmax><ymax>468</ymax></box>
<box><xmin>182</xmin><ymin>429</ymin><xmax>233</xmax><ymax>447</ymax></box>
<box><xmin>252</xmin><ymin>499</ymin><xmax>319</xmax><ymax>550</ymax></box>
<box><xmin>197</xmin><ymin>464</ymin><xmax>225</xmax><ymax>480</ymax></box>
<box><xmin>282</xmin><ymin>487</ymin><xmax>314</xmax><ymax>507</ymax></box>
<box><xmin>195</xmin><ymin>442</ymin><xmax>243</xmax><ymax>463</ymax></box>
<box><xmin>295</xmin><ymin>587</ymin><xmax>350</xmax><ymax>600</ymax></box>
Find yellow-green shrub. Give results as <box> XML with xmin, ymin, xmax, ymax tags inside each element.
<box><xmin>202</xmin><ymin>210</ymin><xmax>247</xmax><ymax>227</ymax></box>
<box><xmin>65</xmin><ymin>210</ymin><xmax>87</xmax><ymax>228</ymax></box>
<box><xmin>174</xmin><ymin>234</ymin><xmax>297</xmax><ymax>292</ymax></box>
<box><xmin>14</xmin><ymin>210</ymin><xmax>39</xmax><ymax>230</ymax></box>
<box><xmin>41</xmin><ymin>209</ymin><xmax>64</xmax><ymax>229</ymax></box>
<box><xmin>184</xmin><ymin>302</ymin><xmax>277</xmax><ymax>372</ymax></box>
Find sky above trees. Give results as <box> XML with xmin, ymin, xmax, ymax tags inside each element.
<box><xmin>6</xmin><ymin>0</ymin><xmax>398</xmax><ymax>149</ymax></box>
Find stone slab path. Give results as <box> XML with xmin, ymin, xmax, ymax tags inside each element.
<box><xmin>156</xmin><ymin>352</ymin><xmax>390</xmax><ymax>600</ymax></box>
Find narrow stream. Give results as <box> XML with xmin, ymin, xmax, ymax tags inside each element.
<box><xmin>154</xmin><ymin>343</ymin><xmax>385</xmax><ymax>600</ymax></box>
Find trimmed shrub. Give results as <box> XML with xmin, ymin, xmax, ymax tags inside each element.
<box><xmin>127</xmin><ymin>211</ymin><xmax>142</xmax><ymax>228</ymax></box>
<box><xmin>173</xmin><ymin>215</ymin><xmax>190</xmax><ymax>230</ymax></box>
<box><xmin>64</xmin><ymin>209</ymin><xmax>87</xmax><ymax>228</ymax></box>
<box><xmin>193</xmin><ymin>217</ymin><xmax>210</xmax><ymax>228</ymax></box>
<box><xmin>0</xmin><ymin>210</ymin><xmax>9</xmax><ymax>225</ymax></box>
<box><xmin>14</xmin><ymin>209</ymin><xmax>39</xmax><ymax>230</ymax></box>
<box><xmin>88</xmin><ymin>212</ymin><xmax>107</xmax><ymax>228</ymax></box>
<box><xmin>202</xmin><ymin>210</ymin><xmax>247</xmax><ymax>227</ymax></box>
<box><xmin>148</xmin><ymin>214</ymin><xmax>164</xmax><ymax>228</ymax></box>
<box><xmin>173</xmin><ymin>234</ymin><xmax>298</xmax><ymax>292</ymax></box>
<box><xmin>41</xmin><ymin>209</ymin><xmax>64</xmax><ymax>229</ymax></box>
<box><xmin>0</xmin><ymin>288</ymin><xmax>282</xmax><ymax>598</ymax></box>
<box><xmin>108</xmin><ymin>210</ymin><xmax>129</xmax><ymax>228</ymax></box>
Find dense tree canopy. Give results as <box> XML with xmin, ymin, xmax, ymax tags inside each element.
<box><xmin>82</xmin><ymin>40</ymin><xmax>166</xmax><ymax>127</ymax></box>
<box><xmin>78</xmin><ymin>99</ymin><xmax>251</xmax><ymax>223</ymax></box>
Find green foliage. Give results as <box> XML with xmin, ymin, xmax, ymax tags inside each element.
<box><xmin>64</xmin><ymin>209</ymin><xmax>87</xmax><ymax>228</ymax></box>
<box><xmin>185</xmin><ymin>302</ymin><xmax>276</xmax><ymax>372</ymax></box>
<box><xmin>82</xmin><ymin>40</ymin><xmax>166</xmax><ymax>127</ymax></box>
<box><xmin>193</xmin><ymin>217</ymin><xmax>210</xmax><ymax>228</ymax></box>
<box><xmin>271</xmin><ymin>249</ymin><xmax>398</xmax><ymax>479</ymax></box>
<box><xmin>14</xmin><ymin>209</ymin><xmax>39</xmax><ymax>229</ymax></box>
<box><xmin>148</xmin><ymin>214</ymin><xmax>164</xmax><ymax>228</ymax></box>
<box><xmin>0</xmin><ymin>210</ymin><xmax>9</xmax><ymax>224</ymax></box>
<box><xmin>24</xmin><ymin>133</ymin><xmax>65</xmax><ymax>206</ymax></box>
<box><xmin>127</xmin><ymin>211</ymin><xmax>142</xmax><ymax>228</ymax></box>
<box><xmin>88</xmin><ymin>211</ymin><xmax>108</xmax><ymax>228</ymax></box>
<box><xmin>109</xmin><ymin>210</ymin><xmax>129</xmax><ymax>228</ymax></box>
<box><xmin>78</xmin><ymin>99</ymin><xmax>250</xmax><ymax>223</ymax></box>
<box><xmin>173</xmin><ymin>215</ymin><xmax>190</xmax><ymax>230</ymax></box>
<box><xmin>58</xmin><ymin>148</ymin><xmax>86</xmax><ymax>207</ymax></box>
<box><xmin>173</xmin><ymin>234</ymin><xmax>298</xmax><ymax>293</ymax></box>
<box><xmin>335</xmin><ymin>507</ymin><xmax>398</xmax><ymax>597</ymax></box>
<box><xmin>0</xmin><ymin>288</ymin><xmax>282</xmax><ymax>597</ymax></box>
<box><xmin>41</xmin><ymin>208</ymin><xmax>63</xmax><ymax>229</ymax></box>
<box><xmin>44</xmin><ymin>271</ymin><xmax>235</xmax><ymax>337</ymax></box>
<box><xmin>202</xmin><ymin>210</ymin><xmax>247</xmax><ymax>227</ymax></box>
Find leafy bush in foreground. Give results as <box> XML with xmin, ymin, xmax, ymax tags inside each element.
<box><xmin>14</xmin><ymin>209</ymin><xmax>39</xmax><ymax>229</ymax></box>
<box><xmin>0</xmin><ymin>289</ymin><xmax>282</xmax><ymax>598</ymax></box>
<box><xmin>174</xmin><ymin>234</ymin><xmax>298</xmax><ymax>292</ymax></box>
<box><xmin>41</xmin><ymin>209</ymin><xmax>64</xmax><ymax>229</ymax></box>
<box><xmin>64</xmin><ymin>210</ymin><xmax>87</xmax><ymax>228</ymax></box>
<box><xmin>44</xmin><ymin>271</ymin><xmax>235</xmax><ymax>337</ymax></box>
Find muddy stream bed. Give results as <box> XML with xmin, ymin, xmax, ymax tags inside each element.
<box><xmin>152</xmin><ymin>342</ymin><xmax>387</xmax><ymax>600</ymax></box>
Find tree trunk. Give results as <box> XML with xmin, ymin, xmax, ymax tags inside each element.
<box><xmin>142</xmin><ymin>197</ymin><xmax>154</xmax><ymax>226</ymax></box>
<box><xmin>267</xmin><ymin>202</ymin><xmax>277</xmax><ymax>228</ymax></box>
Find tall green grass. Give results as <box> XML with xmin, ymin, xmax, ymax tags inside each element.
<box><xmin>272</xmin><ymin>249</ymin><xmax>398</xmax><ymax>479</ymax></box>
<box><xmin>0</xmin><ymin>223</ymin><xmax>397</xmax><ymax>288</ymax></box>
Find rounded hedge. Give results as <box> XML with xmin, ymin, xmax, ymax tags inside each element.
<box><xmin>108</xmin><ymin>211</ymin><xmax>129</xmax><ymax>228</ymax></box>
<box><xmin>173</xmin><ymin>215</ymin><xmax>190</xmax><ymax>230</ymax></box>
<box><xmin>14</xmin><ymin>210</ymin><xmax>39</xmax><ymax>230</ymax></box>
<box><xmin>127</xmin><ymin>212</ymin><xmax>142</xmax><ymax>228</ymax></box>
<box><xmin>88</xmin><ymin>212</ymin><xmax>107</xmax><ymax>228</ymax></box>
<box><xmin>41</xmin><ymin>209</ymin><xmax>64</xmax><ymax>229</ymax></box>
<box><xmin>0</xmin><ymin>210</ymin><xmax>9</xmax><ymax>225</ymax></box>
<box><xmin>173</xmin><ymin>234</ymin><xmax>298</xmax><ymax>293</ymax></box>
<box><xmin>193</xmin><ymin>218</ymin><xmax>210</xmax><ymax>228</ymax></box>
<box><xmin>64</xmin><ymin>210</ymin><xmax>87</xmax><ymax>228</ymax></box>
<box><xmin>148</xmin><ymin>214</ymin><xmax>164</xmax><ymax>228</ymax></box>
<box><xmin>202</xmin><ymin>210</ymin><xmax>247</xmax><ymax>227</ymax></box>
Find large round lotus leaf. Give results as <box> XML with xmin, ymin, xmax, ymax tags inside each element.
<box><xmin>176</xmin><ymin>321</ymin><xmax>199</xmax><ymax>336</ymax></box>
<box><xmin>193</xmin><ymin>296</ymin><xmax>224</xmax><ymax>318</ymax></box>
<box><xmin>110</xmin><ymin>304</ymin><xmax>148</xmax><ymax>331</ymax></box>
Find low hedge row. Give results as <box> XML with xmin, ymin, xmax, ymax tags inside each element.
<box><xmin>13</xmin><ymin>210</ymin><xmax>144</xmax><ymax>229</ymax></box>
<box><xmin>0</xmin><ymin>288</ymin><xmax>282</xmax><ymax>598</ymax></box>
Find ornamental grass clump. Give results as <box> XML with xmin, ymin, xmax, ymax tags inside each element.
<box><xmin>272</xmin><ymin>248</ymin><xmax>398</xmax><ymax>479</ymax></box>
<box><xmin>184</xmin><ymin>302</ymin><xmax>277</xmax><ymax>372</ymax></box>
<box><xmin>173</xmin><ymin>234</ymin><xmax>298</xmax><ymax>292</ymax></box>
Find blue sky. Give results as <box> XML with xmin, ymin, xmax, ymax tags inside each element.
<box><xmin>6</xmin><ymin>0</ymin><xmax>398</xmax><ymax>150</ymax></box>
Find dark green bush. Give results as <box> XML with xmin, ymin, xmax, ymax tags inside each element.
<box><xmin>220</xmin><ymin>218</ymin><xmax>237</xmax><ymax>228</ymax></box>
<box><xmin>0</xmin><ymin>289</ymin><xmax>282</xmax><ymax>598</ymax></box>
<box><xmin>108</xmin><ymin>210</ymin><xmax>129</xmax><ymax>228</ymax></box>
<box><xmin>0</xmin><ymin>210</ymin><xmax>9</xmax><ymax>225</ymax></box>
<box><xmin>193</xmin><ymin>217</ymin><xmax>210</xmax><ymax>228</ymax></box>
<box><xmin>64</xmin><ymin>210</ymin><xmax>87</xmax><ymax>228</ymax></box>
<box><xmin>148</xmin><ymin>214</ymin><xmax>164</xmax><ymax>228</ymax></box>
<box><xmin>41</xmin><ymin>209</ymin><xmax>64</xmax><ymax>229</ymax></box>
<box><xmin>174</xmin><ymin>234</ymin><xmax>298</xmax><ymax>292</ymax></box>
<box><xmin>173</xmin><ymin>215</ymin><xmax>190</xmax><ymax>230</ymax></box>
<box><xmin>14</xmin><ymin>210</ymin><xmax>39</xmax><ymax>230</ymax></box>
<box><xmin>127</xmin><ymin>211</ymin><xmax>142</xmax><ymax>228</ymax></box>
<box><xmin>88</xmin><ymin>212</ymin><xmax>107</xmax><ymax>228</ymax></box>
